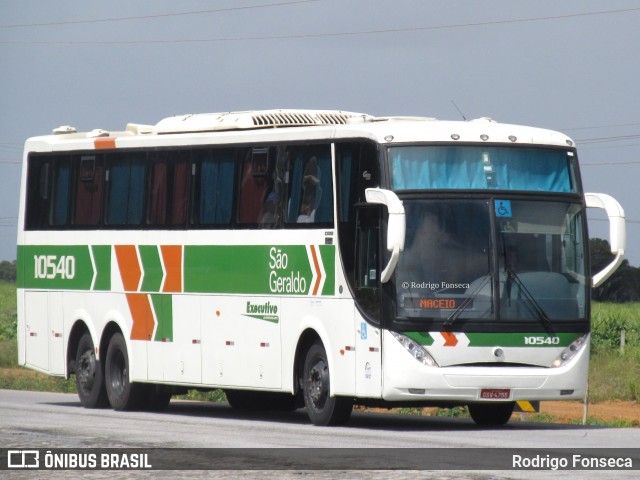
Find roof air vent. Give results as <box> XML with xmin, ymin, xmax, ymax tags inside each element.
<box><xmin>53</xmin><ymin>126</ymin><xmax>77</xmax><ymax>134</ymax></box>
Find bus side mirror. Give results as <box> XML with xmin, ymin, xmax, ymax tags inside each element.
<box><xmin>585</xmin><ymin>192</ymin><xmax>626</xmax><ymax>288</ymax></box>
<box><xmin>365</xmin><ymin>188</ymin><xmax>405</xmax><ymax>283</ymax></box>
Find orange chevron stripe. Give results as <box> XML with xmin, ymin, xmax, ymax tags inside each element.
<box><xmin>161</xmin><ymin>245</ymin><xmax>182</xmax><ymax>293</ymax></box>
<box><xmin>309</xmin><ymin>245</ymin><xmax>322</xmax><ymax>296</ymax></box>
<box><xmin>441</xmin><ymin>332</ymin><xmax>458</xmax><ymax>347</ymax></box>
<box><xmin>115</xmin><ymin>245</ymin><xmax>141</xmax><ymax>292</ymax></box>
<box><xmin>126</xmin><ymin>293</ymin><xmax>155</xmax><ymax>341</ymax></box>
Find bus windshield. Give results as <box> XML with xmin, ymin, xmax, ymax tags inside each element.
<box><xmin>394</xmin><ymin>198</ymin><xmax>587</xmax><ymax>324</ymax></box>
<box><xmin>389</xmin><ymin>146</ymin><xmax>577</xmax><ymax>193</ymax></box>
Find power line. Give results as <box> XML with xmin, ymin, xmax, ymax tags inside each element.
<box><xmin>575</xmin><ymin>134</ymin><xmax>640</xmax><ymax>144</ymax></box>
<box><xmin>589</xmin><ymin>217</ymin><xmax>640</xmax><ymax>225</ymax></box>
<box><xmin>0</xmin><ymin>1</ymin><xmax>319</xmax><ymax>29</ymax></box>
<box><xmin>582</xmin><ymin>160</ymin><xmax>640</xmax><ymax>166</ymax></box>
<box><xmin>563</xmin><ymin>122</ymin><xmax>640</xmax><ymax>132</ymax></box>
<box><xmin>2</xmin><ymin>5</ymin><xmax>640</xmax><ymax>45</ymax></box>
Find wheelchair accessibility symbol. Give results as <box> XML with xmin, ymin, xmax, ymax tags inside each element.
<box><xmin>495</xmin><ymin>199</ymin><xmax>512</xmax><ymax>217</ymax></box>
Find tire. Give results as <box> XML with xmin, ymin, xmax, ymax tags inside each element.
<box><xmin>468</xmin><ymin>402</ymin><xmax>515</xmax><ymax>426</ymax></box>
<box><xmin>104</xmin><ymin>332</ymin><xmax>145</xmax><ymax>411</ymax></box>
<box><xmin>75</xmin><ymin>332</ymin><xmax>109</xmax><ymax>408</ymax></box>
<box><xmin>302</xmin><ymin>342</ymin><xmax>352</xmax><ymax>426</ymax></box>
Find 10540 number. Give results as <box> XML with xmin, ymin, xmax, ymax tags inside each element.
<box><xmin>524</xmin><ymin>336</ymin><xmax>560</xmax><ymax>345</ymax></box>
<box><xmin>34</xmin><ymin>255</ymin><xmax>76</xmax><ymax>280</ymax></box>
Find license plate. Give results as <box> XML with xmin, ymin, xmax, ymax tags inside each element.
<box><xmin>480</xmin><ymin>389</ymin><xmax>511</xmax><ymax>400</ymax></box>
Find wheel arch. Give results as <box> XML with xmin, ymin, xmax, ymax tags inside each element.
<box><xmin>99</xmin><ymin>320</ymin><xmax>125</xmax><ymax>367</ymax></box>
<box><xmin>67</xmin><ymin>320</ymin><xmax>91</xmax><ymax>378</ymax></box>
<box><xmin>293</xmin><ymin>328</ymin><xmax>324</xmax><ymax>396</ymax></box>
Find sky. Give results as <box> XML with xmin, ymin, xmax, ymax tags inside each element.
<box><xmin>1</xmin><ymin>0</ymin><xmax>639</xmax><ymax>268</ymax></box>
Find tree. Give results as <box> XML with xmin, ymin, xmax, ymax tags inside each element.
<box><xmin>590</xmin><ymin>238</ymin><xmax>640</xmax><ymax>302</ymax></box>
<box><xmin>0</xmin><ymin>260</ymin><xmax>16</xmax><ymax>283</ymax></box>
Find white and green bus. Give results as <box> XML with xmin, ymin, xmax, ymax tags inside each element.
<box><xmin>17</xmin><ymin>109</ymin><xmax>625</xmax><ymax>426</ymax></box>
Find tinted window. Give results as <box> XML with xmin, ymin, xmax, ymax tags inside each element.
<box><xmin>106</xmin><ymin>154</ymin><xmax>146</xmax><ymax>225</ymax></box>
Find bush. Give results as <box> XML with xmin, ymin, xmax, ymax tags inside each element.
<box><xmin>0</xmin><ymin>281</ymin><xmax>17</xmax><ymax>341</ymax></box>
<box><xmin>0</xmin><ymin>260</ymin><xmax>16</xmax><ymax>283</ymax></box>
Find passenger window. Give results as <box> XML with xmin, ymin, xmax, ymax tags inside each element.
<box><xmin>51</xmin><ymin>159</ymin><xmax>71</xmax><ymax>226</ymax></box>
<box><xmin>147</xmin><ymin>151</ymin><xmax>190</xmax><ymax>226</ymax></box>
<box><xmin>105</xmin><ymin>154</ymin><xmax>146</xmax><ymax>225</ymax></box>
<box><xmin>25</xmin><ymin>158</ymin><xmax>51</xmax><ymax>229</ymax></box>
<box><xmin>75</xmin><ymin>156</ymin><xmax>104</xmax><ymax>226</ymax></box>
<box><xmin>286</xmin><ymin>145</ymin><xmax>333</xmax><ymax>225</ymax></box>
<box><xmin>238</xmin><ymin>147</ymin><xmax>273</xmax><ymax>225</ymax></box>
<box><xmin>194</xmin><ymin>149</ymin><xmax>235</xmax><ymax>226</ymax></box>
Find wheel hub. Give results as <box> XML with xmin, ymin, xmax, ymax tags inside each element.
<box><xmin>308</xmin><ymin>360</ymin><xmax>328</xmax><ymax>408</ymax></box>
<box><xmin>78</xmin><ymin>350</ymin><xmax>96</xmax><ymax>390</ymax></box>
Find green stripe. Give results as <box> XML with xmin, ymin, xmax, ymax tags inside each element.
<box><xmin>18</xmin><ymin>245</ymin><xmax>94</xmax><ymax>290</ymax></box>
<box><xmin>319</xmin><ymin>245</ymin><xmax>335</xmax><ymax>296</ymax></box>
<box><xmin>184</xmin><ymin>245</ymin><xmax>334</xmax><ymax>295</ymax></box>
<box><xmin>91</xmin><ymin>245</ymin><xmax>111</xmax><ymax>291</ymax></box>
<box><xmin>18</xmin><ymin>243</ymin><xmax>336</xmax><ymax>296</ymax></box>
<box><xmin>139</xmin><ymin>245</ymin><xmax>163</xmax><ymax>292</ymax></box>
<box><xmin>465</xmin><ymin>332</ymin><xmax>583</xmax><ymax>347</ymax></box>
<box><xmin>403</xmin><ymin>331</ymin><xmax>584</xmax><ymax>347</ymax></box>
<box><xmin>151</xmin><ymin>294</ymin><xmax>173</xmax><ymax>342</ymax></box>
<box><xmin>404</xmin><ymin>331</ymin><xmax>435</xmax><ymax>346</ymax></box>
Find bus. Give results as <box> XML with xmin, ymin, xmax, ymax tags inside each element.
<box><xmin>17</xmin><ymin>109</ymin><xmax>625</xmax><ymax>426</ymax></box>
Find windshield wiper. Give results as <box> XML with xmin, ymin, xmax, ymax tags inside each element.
<box><xmin>444</xmin><ymin>272</ymin><xmax>494</xmax><ymax>328</ymax></box>
<box><xmin>506</xmin><ymin>268</ymin><xmax>555</xmax><ymax>334</ymax></box>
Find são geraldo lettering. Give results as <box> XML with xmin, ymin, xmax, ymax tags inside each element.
<box><xmin>268</xmin><ymin>247</ymin><xmax>307</xmax><ymax>294</ymax></box>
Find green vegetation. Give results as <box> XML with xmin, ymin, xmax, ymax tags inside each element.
<box><xmin>589</xmin><ymin>302</ymin><xmax>640</xmax><ymax>402</ymax></box>
<box><xmin>591</xmin><ymin>239</ymin><xmax>640</xmax><ymax>302</ymax></box>
<box><xmin>178</xmin><ymin>389</ymin><xmax>226</xmax><ymax>403</ymax></box>
<box><xmin>570</xmin><ymin>417</ymin><xmax>640</xmax><ymax>428</ymax></box>
<box><xmin>0</xmin><ymin>280</ymin><xmax>18</xmax><ymax>368</ymax></box>
<box><xmin>0</xmin><ymin>260</ymin><xmax>16</xmax><ymax>283</ymax></box>
<box><xmin>0</xmin><ymin>367</ymin><xmax>76</xmax><ymax>393</ymax></box>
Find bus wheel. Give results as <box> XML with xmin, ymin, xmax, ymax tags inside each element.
<box><xmin>302</xmin><ymin>342</ymin><xmax>352</xmax><ymax>426</ymax></box>
<box><xmin>468</xmin><ymin>402</ymin><xmax>515</xmax><ymax>426</ymax></box>
<box><xmin>105</xmin><ymin>332</ymin><xmax>145</xmax><ymax>411</ymax></box>
<box><xmin>75</xmin><ymin>333</ymin><xmax>109</xmax><ymax>408</ymax></box>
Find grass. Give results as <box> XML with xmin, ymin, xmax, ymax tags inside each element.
<box><xmin>1</xmin><ymin>280</ymin><xmax>640</xmax><ymax>408</ymax></box>
<box><xmin>570</xmin><ymin>417</ymin><xmax>640</xmax><ymax>428</ymax></box>
<box><xmin>0</xmin><ymin>281</ymin><xmax>17</xmax><ymax>345</ymax></box>
<box><xmin>589</xmin><ymin>303</ymin><xmax>640</xmax><ymax>403</ymax></box>
<box><xmin>0</xmin><ymin>367</ymin><xmax>76</xmax><ymax>393</ymax></box>
<box><xmin>591</xmin><ymin>303</ymin><xmax>640</xmax><ymax>354</ymax></box>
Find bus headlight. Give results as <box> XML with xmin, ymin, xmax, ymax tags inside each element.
<box><xmin>551</xmin><ymin>334</ymin><xmax>588</xmax><ymax>368</ymax></box>
<box><xmin>390</xmin><ymin>332</ymin><xmax>439</xmax><ymax>367</ymax></box>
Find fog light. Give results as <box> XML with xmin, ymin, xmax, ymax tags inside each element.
<box><xmin>551</xmin><ymin>334</ymin><xmax>588</xmax><ymax>367</ymax></box>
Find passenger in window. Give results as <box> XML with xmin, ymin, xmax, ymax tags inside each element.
<box><xmin>260</xmin><ymin>191</ymin><xmax>280</xmax><ymax>226</ymax></box>
<box><xmin>297</xmin><ymin>156</ymin><xmax>321</xmax><ymax>223</ymax></box>
<box><xmin>260</xmin><ymin>147</ymin><xmax>289</xmax><ymax>228</ymax></box>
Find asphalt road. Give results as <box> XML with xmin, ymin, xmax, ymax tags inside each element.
<box><xmin>1</xmin><ymin>390</ymin><xmax>639</xmax><ymax>479</ymax></box>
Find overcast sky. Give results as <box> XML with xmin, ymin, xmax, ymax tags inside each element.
<box><xmin>1</xmin><ymin>0</ymin><xmax>639</xmax><ymax>267</ymax></box>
